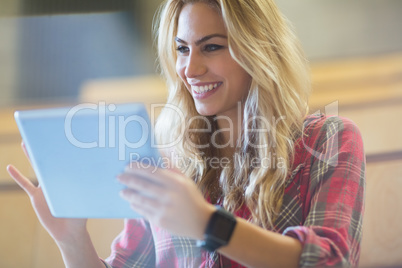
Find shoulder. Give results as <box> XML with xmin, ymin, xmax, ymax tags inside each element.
<box><xmin>293</xmin><ymin>113</ymin><xmax>365</xmax><ymax>166</ymax></box>
<box><xmin>303</xmin><ymin>113</ymin><xmax>361</xmax><ymax>140</ymax></box>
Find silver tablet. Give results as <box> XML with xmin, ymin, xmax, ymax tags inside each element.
<box><xmin>14</xmin><ymin>102</ymin><xmax>160</xmax><ymax>218</ymax></box>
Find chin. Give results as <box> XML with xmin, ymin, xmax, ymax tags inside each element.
<box><xmin>196</xmin><ymin>109</ymin><xmax>215</xmax><ymax>116</ymax></box>
<box><xmin>195</xmin><ymin>106</ymin><xmax>217</xmax><ymax>117</ymax></box>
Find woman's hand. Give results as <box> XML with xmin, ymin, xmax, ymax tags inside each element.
<box><xmin>7</xmin><ymin>143</ymin><xmax>106</xmax><ymax>268</ymax></box>
<box><xmin>118</xmin><ymin>163</ymin><xmax>215</xmax><ymax>240</ymax></box>
<box><xmin>6</xmin><ymin>143</ymin><xmax>87</xmax><ymax>245</ymax></box>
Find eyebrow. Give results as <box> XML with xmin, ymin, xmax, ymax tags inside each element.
<box><xmin>174</xmin><ymin>34</ymin><xmax>227</xmax><ymax>46</ymax></box>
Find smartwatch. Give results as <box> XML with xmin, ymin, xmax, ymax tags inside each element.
<box><xmin>198</xmin><ymin>205</ymin><xmax>237</xmax><ymax>252</ymax></box>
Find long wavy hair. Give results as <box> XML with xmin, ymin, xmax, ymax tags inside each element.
<box><xmin>154</xmin><ymin>0</ymin><xmax>310</xmax><ymax>229</ymax></box>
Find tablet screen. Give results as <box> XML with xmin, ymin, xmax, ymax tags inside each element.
<box><xmin>14</xmin><ymin>102</ymin><xmax>160</xmax><ymax>218</ymax></box>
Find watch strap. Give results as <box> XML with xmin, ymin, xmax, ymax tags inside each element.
<box><xmin>198</xmin><ymin>205</ymin><xmax>237</xmax><ymax>252</ymax></box>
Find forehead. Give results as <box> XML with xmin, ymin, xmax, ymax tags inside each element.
<box><xmin>176</xmin><ymin>2</ymin><xmax>226</xmax><ymax>40</ymax></box>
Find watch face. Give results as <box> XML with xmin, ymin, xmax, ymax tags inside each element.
<box><xmin>202</xmin><ymin>207</ymin><xmax>237</xmax><ymax>251</ymax></box>
<box><xmin>210</xmin><ymin>212</ymin><xmax>235</xmax><ymax>241</ymax></box>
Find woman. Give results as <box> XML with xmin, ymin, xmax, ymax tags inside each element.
<box><xmin>7</xmin><ymin>0</ymin><xmax>365</xmax><ymax>267</ymax></box>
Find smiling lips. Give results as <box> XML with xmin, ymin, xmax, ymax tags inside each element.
<box><xmin>191</xmin><ymin>82</ymin><xmax>222</xmax><ymax>98</ymax></box>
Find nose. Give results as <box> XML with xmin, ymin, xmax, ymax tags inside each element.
<box><xmin>184</xmin><ymin>51</ymin><xmax>207</xmax><ymax>78</ymax></box>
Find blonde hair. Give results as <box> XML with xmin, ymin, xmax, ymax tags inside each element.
<box><xmin>154</xmin><ymin>0</ymin><xmax>310</xmax><ymax>229</ymax></box>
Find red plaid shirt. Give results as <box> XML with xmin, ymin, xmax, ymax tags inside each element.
<box><xmin>103</xmin><ymin>114</ymin><xmax>366</xmax><ymax>267</ymax></box>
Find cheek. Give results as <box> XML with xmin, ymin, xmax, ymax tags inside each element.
<box><xmin>229</xmin><ymin>71</ymin><xmax>251</xmax><ymax>101</ymax></box>
<box><xmin>239</xmin><ymin>71</ymin><xmax>252</xmax><ymax>90</ymax></box>
<box><xmin>226</xmin><ymin>61</ymin><xmax>251</xmax><ymax>93</ymax></box>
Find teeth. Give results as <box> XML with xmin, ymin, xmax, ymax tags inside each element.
<box><xmin>192</xmin><ymin>83</ymin><xmax>219</xmax><ymax>94</ymax></box>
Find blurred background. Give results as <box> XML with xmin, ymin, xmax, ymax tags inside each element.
<box><xmin>0</xmin><ymin>0</ymin><xmax>402</xmax><ymax>105</ymax></box>
<box><xmin>0</xmin><ymin>0</ymin><xmax>160</xmax><ymax>105</ymax></box>
<box><xmin>0</xmin><ymin>0</ymin><xmax>401</xmax><ymax>267</ymax></box>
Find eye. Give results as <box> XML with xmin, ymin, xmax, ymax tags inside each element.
<box><xmin>204</xmin><ymin>44</ymin><xmax>223</xmax><ymax>52</ymax></box>
<box><xmin>176</xmin><ymin>45</ymin><xmax>189</xmax><ymax>54</ymax></box>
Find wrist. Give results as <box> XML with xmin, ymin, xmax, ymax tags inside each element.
<box><xmin>56</xmin><ymin>228</ymin><xmax>90</xmax><ymax>250</ymax></box>
<box><xmin>55</xmin><ymin>228</ymin><xmax>104</xmax><ymax>268</ymax></box>
<box><xmin>195</xmin><ymin>203</ymin><xmax>216</xmax><ymax>240</ymax></box>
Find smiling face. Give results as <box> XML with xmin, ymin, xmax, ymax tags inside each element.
<box><xmin>175</xmin><ymin>2</ymin><xmax>251</xmax><ymax>118</ymax></box>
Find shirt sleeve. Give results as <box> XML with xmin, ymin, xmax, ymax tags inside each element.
<box><xmin>103</xmin><ymin>218</ymin><xmax>155</xmax><ymax>268</ymax></box>
<box><xmin>283</xmin><ymin>116</ymin><xmax>366</xmax><ymax>267</ymax></box>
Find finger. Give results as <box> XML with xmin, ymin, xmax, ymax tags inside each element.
<box><xmin>129</xmin><ymin>203</ymin><xmax>154</xmax><ymax>221</ymax></box>
<box><xmin>6</xmin><ymin>165</ymin><xmax>36</xmax><ymax>196</ymax></box>
<box><xmin>124</xmin><ymin>164</ymin><xmax>165</xmax><ymax>185</ymax></box>
<box><xmin>125</xmin><ymin>164</ymin><xmax>180</xmax><ymax>186</ymax></box>
<box><xmin>21</xmin><ymin>141</ymin><xmax>31</xmax><ymax>163</ymax></box>
<box><xmin>117</xmin><ymin>174</ymin><xmax>166</xmax><ymax>198</ymax></box>
<box><xmin>120</xmin><ymin>189</ymin><xmax>164</xmax><ymax>211</ymax></box>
